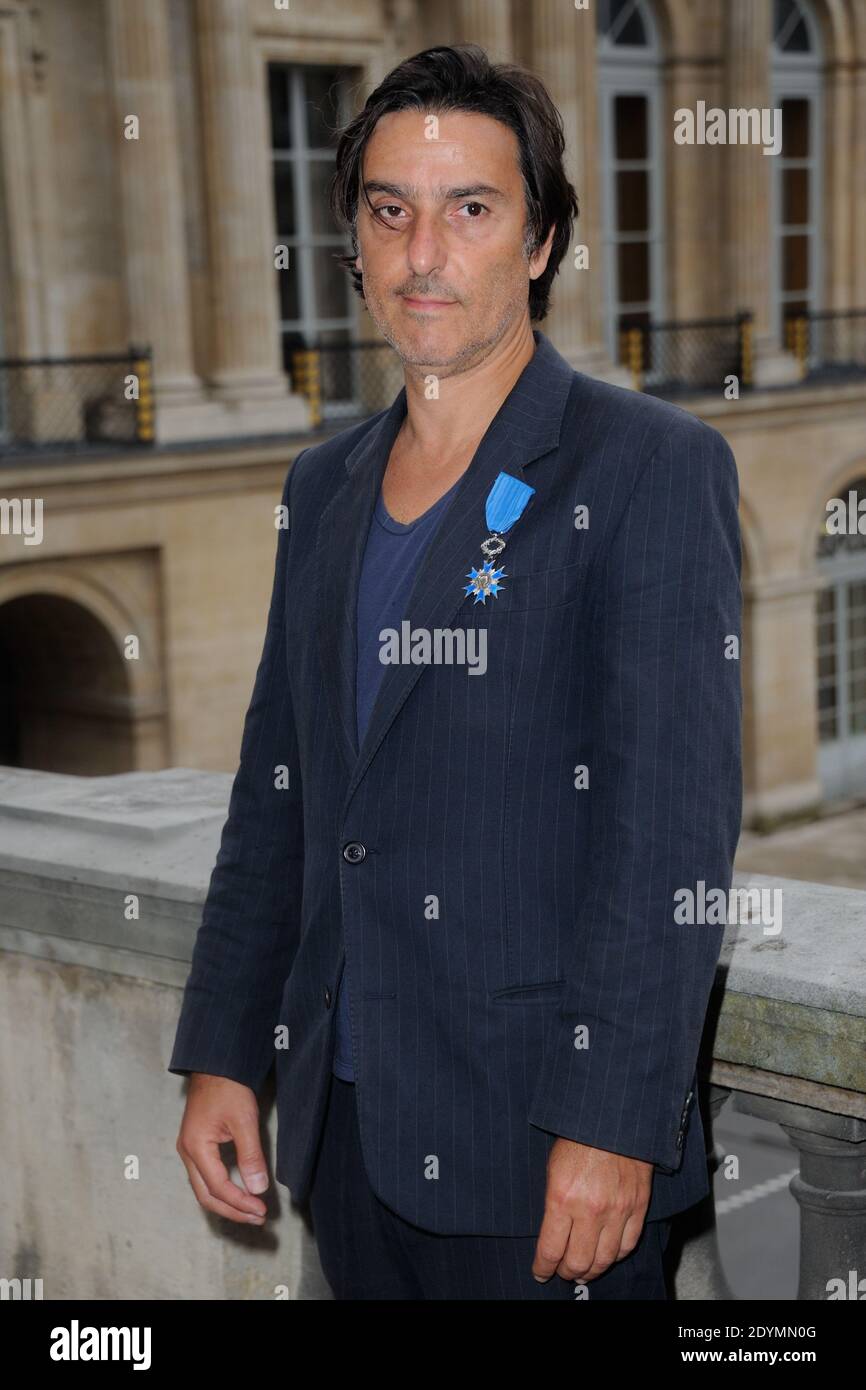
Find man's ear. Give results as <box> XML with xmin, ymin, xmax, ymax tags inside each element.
<box><xmin>528</xmin><ymin>224</ymin><xmax>557</xmax><ymax>282</ymax></box>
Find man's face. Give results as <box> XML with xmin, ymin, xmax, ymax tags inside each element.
<box><xmin>354</xmin><ymin>108</ymin><xmax>554</xmax><ymax>372</ymax></box>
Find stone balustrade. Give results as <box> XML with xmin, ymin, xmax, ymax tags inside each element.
<box><xmin>0</xmin><ymin>766</ymin><xmax>863</xmax><ymax>1300</ymax></box>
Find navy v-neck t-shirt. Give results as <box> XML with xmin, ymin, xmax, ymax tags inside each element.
<box><xmin>332</xmin><ymin>475</ymin><xmax>462</xmax><ymax>1082</ymax></box>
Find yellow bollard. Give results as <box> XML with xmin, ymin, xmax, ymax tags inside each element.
<box><xmin>292</xmin><ymin>349</ymin><xmax>322</xmax><ymax>430</ymax></box>
<box><xmin>134</xmin><ymin>357</ymin><xmax>154</xmax><ymax>442</ymax></box>
<box><xmin>626</xmin><ymin>327</ymin><xmax>644</xmax><ymax>391</ymax></box>
<box><xmin>794</xmin><ymin>316</ymin><xmax>808</xmax><ymax>379</ymax></box>
<box><xmin>740</xmin><ymin>318</ymin><xmax>753</xmax><ymax>389</ymax></box>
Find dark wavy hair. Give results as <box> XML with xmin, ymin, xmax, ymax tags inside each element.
<box><xmin>328</xmin><ymin>44</ymin><xmax>579</xmax><ymax>323</ymax></box>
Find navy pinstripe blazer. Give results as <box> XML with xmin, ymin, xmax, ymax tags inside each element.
<box><xmin>169</xmin><ymin>328</ymin><xmax>742</xmax><ymax>1235</ymax></box>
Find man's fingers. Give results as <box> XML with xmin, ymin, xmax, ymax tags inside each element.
<box><xmin>181</xmin><ymin>1154</ymin><xmax>266</xmax><ymax>1226</ymax></box>
<box><xmin>184</xmin><ymin>1136</ymin><xmax>267</xmax><ymax>1219</ymax></box>
<box><xmin>569</xmin><ymin>1207</ymin><xmax>648</xmax><ymax>1282</ymax></box>
<box><xmin>531</xmin><ymin>1205</ymin><xmax>573</xmax><ymax>1282</ymax></box>
<box><xmin>615</xmin><ymin>1210</ymin><xmax>647</xmax><ymax>1263</ymax></box>
<box><xmin>230</xmin><ymin>1110</ymin><xmax>271</xmax><ymax>1196</ymax></box>
<box><xmin>556</xmin><ymin>1211</ymin><xmax>601</xmax><ymax>1281</ymax></box>
<box><xmin>564</xmin><ymin>1219</ymin><xmax>621</xmax><ymax>1282</ymax></box>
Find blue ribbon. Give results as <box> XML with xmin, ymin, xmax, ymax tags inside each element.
<box><xmin>485</xmin><ymin>471</ymin><xmax>535</xmax><ymax>534</ymax></box>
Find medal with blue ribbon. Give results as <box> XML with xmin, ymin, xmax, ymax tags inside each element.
<box><xmin>463</xmin><ymin>471</ymin><xmax>536</xmax><ymax>604</ymax></box>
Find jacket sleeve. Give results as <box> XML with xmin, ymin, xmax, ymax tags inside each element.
<box><xmin>527</xmin><ymin>420</ymin><xmax>742</xmax><ymax>1172</ymax></box>
<box><xmin>167</xmin><ymin>452</ymin><xmax>307</xmax><ymax>1094</ymax></box>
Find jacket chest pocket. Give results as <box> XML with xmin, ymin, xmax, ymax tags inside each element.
<box><xmin>492</xmin><ymin>560</ymin><xmax>589</xmax><ymax>613</ymax></box>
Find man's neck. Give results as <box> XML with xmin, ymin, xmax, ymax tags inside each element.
<box><xmin>396</xmin><ymin>321</ymin><xmax>537</xmax><ymax>466</ymax></box>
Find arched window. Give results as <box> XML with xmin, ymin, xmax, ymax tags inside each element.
<box><xmin>596</xmin><ymin>0</ymin><xmax>664</xmax><ymax>364</ymax></box>
<box><xmin>815</xmin><ymin>476</ymin><xmax>866</xmax><ymax>800</ymax></box>
<box><xmin>771</xmin><ymin>0</ymin><xmax>823</xmax><ymax>342</ymax></box>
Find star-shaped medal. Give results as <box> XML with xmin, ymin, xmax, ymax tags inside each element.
<box><xmin>464</xmin><ymin>560</ymin><xmax>506</xmax><ymax>604</ymax></box>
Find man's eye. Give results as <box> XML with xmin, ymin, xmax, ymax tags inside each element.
<box><xmin>376</xmin><ymin>205</ymin><xmax>405</xmax><ymax>219</ymax></box>
<box><xmin>458</xmin><ymin>202</ymin><xmax>488</xmax><ymax>218</ymax></box>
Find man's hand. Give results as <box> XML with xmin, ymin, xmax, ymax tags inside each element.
<box><xmin>176</xmin><ymin>1073</ymin><xmax>270</xmax><ymax>1225</ymax></box>
<box><xmin>532</xmin><ymin>1137</ymin><xmax>653</xmax><ymax>1283</ymax></box>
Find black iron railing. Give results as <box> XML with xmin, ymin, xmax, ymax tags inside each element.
<box><xmin>6</xmin><ymin>312</ymin><xmax>862</xmax><ymax>454</ymax></box>
<box><xmin>0</xmin><ymin>346</ymin><xmax>154</xmax><ymax>454</ymax></box>
<box><xmin>785</xmin><ymin>309</ymin><xmax>866</xmax><ymax>384</ymax></box>
<box><xmin>618</xmin><ymin>313</ymin><xmax>753</xmax><ymax>396</ymax></box>
<box><xmin>292</xmin><ymin>323</ymin><xmax>757</xmax><ymax>422</ymax></box>
<box><xmin>290</xmin><ymin>341</ymin><xmax>404</xmax><ymax>428</ymax></box>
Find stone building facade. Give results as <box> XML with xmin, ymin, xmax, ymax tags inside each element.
<box><xmin>1</xmin><ymin>0</ymin><xmax>865</xmax><ymax>827</ymax></box>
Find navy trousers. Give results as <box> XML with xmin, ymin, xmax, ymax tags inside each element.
<box><xmin>307</xmin><ymin>1073</ymin><xmax>672</xmax><ymax>1301</ymax></box>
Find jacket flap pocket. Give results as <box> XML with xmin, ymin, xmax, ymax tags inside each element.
<box><xmin>490</xmin><ymin>978</ymin><xmax>566</xmax><ymax>1005</ymax></box>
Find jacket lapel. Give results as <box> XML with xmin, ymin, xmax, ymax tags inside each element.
<box><xmin>315</xmin><ymin>329</ymin><xmax>576</xmax><ymax>801</ymax></box>
<box><xmin>315</xmin><ymin>387</ymin><xmax>408</xmax><ymax>776</ymax></box>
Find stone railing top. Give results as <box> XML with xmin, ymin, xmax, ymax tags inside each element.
<box><xmin>0</xmin><ymin>766</ymin><xmax>232</xmax><ymax>900</ymax></box>
<box><xmin>0</xmin><ymin>768</ymin><xmax>864</xmax><ymax>1102</ymax></box>
<box><xmin>0</xmin><ymin>768</ymin><xmax>864</xmax><ymax>1005</ymax></box>
<box><xmin>718</xmin><ymin>872</ymin><xmax>866</xmax><ymax>1018</ymax></box>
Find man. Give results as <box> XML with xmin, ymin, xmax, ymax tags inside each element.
<box><xmin>169</xmin><ymin>44</ymin><xmax>741</xmax><ymax>1301</ymax></box>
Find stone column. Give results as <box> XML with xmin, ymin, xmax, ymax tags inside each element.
<box><xmin>194</xmin><ymin>0</ymin><xmax>294</xmax><ymax>421</ymax></box>
<box><xmin>529</xmin><ymin>0</ymin><xmax>628</xmax><ymax>382</ymax></box>
<box><xmin>786</xmin><ymin>1124</ymin><xmax>866</xmax><ymax>1301</ymax></box>
<box><xmin>724</xmin><ymin>0</ymin><xmax>799</xmax><ymax>385</ymax></box>
<box><xmin>823</xmin><ymin>61</ymin><xmax>854</xmax><ymax>311</ymax></box>
<box><xmin>105</xmin><ymin>0</ymin><xmax>201</xmax><ymax>406</ymax></box>
<box><xmin>0</xmin><ymin>7</ymin><xmax>79</xmax><ymax>435</ymax></box>
<box><xmin>735</xmin><ymin>1092</ymin><xmax>866</xmax><ymax>1302</ymax></box>
<box><xmin>454</xmin><ymin>0</ymin><xmax>514</xmax><ymax>61</ymax></box>
<box><xmin>725</xmin><ymin>0</ymin><xmax>771</xmax><ymax>334</ymax></box>
<box><xmin>666</xmin><ymin>54</ymin><xmax>727</xmax><ymax>322</ymax></box>
<box><xmin>851</xmin><ymin>63</ymin><xmax>866</xmax><ymax>309</ymax></box>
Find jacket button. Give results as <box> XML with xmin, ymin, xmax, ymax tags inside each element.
<box><xmin>342</xmin><ymin>841</ymin><xmax>366</xmax><ymax>863</ymax></box>
<box><xmin>324</xmin><ymin>987</ymin><xmax>332</xmax><ymax>1008</ymax></box>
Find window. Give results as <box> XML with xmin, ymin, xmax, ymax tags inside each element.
<box><xmin>268</xmin><ymin>64</ymin><xmax>359</xmax><ymax>414</ymax></box>
<box><xmin>815</xmin><ymin>476</ymin><xmax>866</xmax><ymax>799</ymax></box>
<box><xmin>596</xmin><ymin>0</ymin><xmax>664</xmax><ymax>365</ymax></box>
<box><xmin>771</xmin><ymin>0</ymin><xmax>823</xmax><ymax>343</ymax></box>
<box><xmin>0</xmin><ymin>169</ymin><xmax>9</xmax><ymax>442</ymax></box>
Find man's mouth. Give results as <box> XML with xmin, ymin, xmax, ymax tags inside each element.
<box><xmin>401</xmin><ymin>294</ymin><xmax>457</xmax><ymax>309</ymax></box>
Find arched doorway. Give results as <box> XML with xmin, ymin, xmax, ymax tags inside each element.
<box><xmin>0</xmin><ymin>594</ymin><xmax>135</xmax><ymax>774</ymax></box>
<box><xmin>815</xmin><ymin>476</ymin><xmax>866</xmax><ymax>800</ymax></box>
